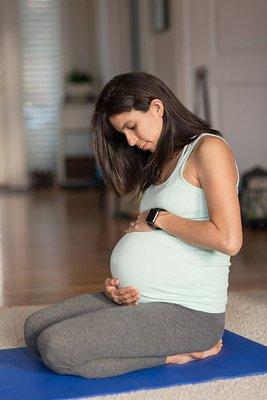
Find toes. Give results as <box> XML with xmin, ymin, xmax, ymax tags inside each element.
<box><xmin>189</xmin><ymin>340</ymin><xmax>223</xmax><ymax>361</ymax></box>
<box><xmin>217</xmin><ymin>344</ymin><xmax>223</xmax><ymax>354</ymax></box>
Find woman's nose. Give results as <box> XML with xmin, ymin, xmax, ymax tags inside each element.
<box><xmin>125</xmin><ymin>132</ymin><xmax>137</xmax><ymax>146</ymax></box>
<box><xmin>128</xmin><ymin>139</ymin><xmax>137</xmax><ymax>146</ymax></box>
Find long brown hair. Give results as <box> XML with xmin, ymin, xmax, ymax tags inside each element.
<box><xmin>90</xmin><ymin>72</ymin><xmax>222</xmax><ymax>199</ymax></box>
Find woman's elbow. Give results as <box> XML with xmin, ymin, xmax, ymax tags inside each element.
<box><xmin>224</xmin><ymin>237</ymin><xmax>243</xmax><ymax>256</ymax></box>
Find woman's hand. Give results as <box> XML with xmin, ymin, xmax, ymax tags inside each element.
<box><xmin>104</xmin><ymin>278</ymin><xmax>140</xmax><ymax>306</ymax></box>
<box><xmin>124</xmin><ymin>210</ymin><xmax>154</xmax><ymax>233</ymax></box>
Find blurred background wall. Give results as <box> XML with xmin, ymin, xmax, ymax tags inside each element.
<box><xmin>0</xmin><ymin>0</ymin><xmax>266</xmax><ymax>194</ymax></box>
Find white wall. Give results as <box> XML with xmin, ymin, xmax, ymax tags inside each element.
<box><xmin>94</xmin><ymin>0</ymin><xmax>132</xmax><ymax>86</ymax></box>
<box><xmin>62</xmin><ymin>0</ymin><xmax>132</xmax><ymax>91</ymax></box>
<box><xmin>138</xmin><ymin>0</ymin><xmax>185</xmax><ymax>101</ymax></box>
<box><xmin>1</xmin><ymin>0</ymin><xmax>265</xmax><ymax>188</ymax></box>
<box><xmin>138</xmin><ymin>0</ymin><xmax>267</xmax><ymax>174</ymax></box>
<box><xmin>62</xmin><ymin>0</ymin><xmax>101</xmax><ymax>89</ymax></box>
<box><xmin>183</xmin><ymin>0</ymin><xmax>267</xmax><ymax>173</ymax></box>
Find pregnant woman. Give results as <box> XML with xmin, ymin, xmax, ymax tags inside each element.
<box><xmin>24</xmin><ymin>72</ymin><xmax>243</xmax><ymax>378</ymax></box>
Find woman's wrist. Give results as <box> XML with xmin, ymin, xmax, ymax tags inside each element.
<box><xmin>154</xmin><ymin>211</ymin><xmax>169</xmax><ymax>229</ymax></box>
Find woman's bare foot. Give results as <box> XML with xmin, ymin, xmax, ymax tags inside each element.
<box><xmin>165</xmin><ymin>339</ymin><xmax>223</xmax><ymax>365</ymax></box>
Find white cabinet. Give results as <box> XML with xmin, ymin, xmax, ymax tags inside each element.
<box><xmin>57</xmin><ymin>101</ymin><xmax>96</xmax><ymax>187</ymax></box>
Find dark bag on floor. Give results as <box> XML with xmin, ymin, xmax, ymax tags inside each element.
<box><xmin>239</xmin><ymin>166</ymin><xmax>267</xmax><ymax>229</ymax></box>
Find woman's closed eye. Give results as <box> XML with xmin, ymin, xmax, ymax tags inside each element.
<box><xmin>118</xmin><ymin>126</ymin><xmax>135</xmax><ymax>134</ymax></box>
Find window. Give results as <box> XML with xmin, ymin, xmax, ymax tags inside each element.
<box><xmin>19</xmin><ymin>0</ymin><xmax>63</xmax><ymax>173</ymax></box>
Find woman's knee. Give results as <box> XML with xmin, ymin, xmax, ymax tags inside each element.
<box><xmin>36</xmin><ymin>328</ymin><xmax>99</xmax><ymax>378</ymax></box>
<box><xmin>36</xmin><ymin>326</ymin><xmax>78</xmax><ymax>374</ymax></box>
<box><xmin>23</xmin><ymin>311</ymin><xmax>42</xmax><ymax>350</ymax></box>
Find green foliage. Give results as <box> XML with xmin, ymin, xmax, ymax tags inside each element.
<box><xmin>67</xmin><ymin>70</ymin><xmax>93</xmax><ymax>83</ymax></box>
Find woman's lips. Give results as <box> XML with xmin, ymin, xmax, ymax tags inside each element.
<box><xmin>142</xmin><ymin>141</ymin><xmax>148</xmax><ymax>150</ymax></box>
<box><xmin>137</xmin><ymin>141</ymin><xmax>150</xmax><ymax>150</ymax></box>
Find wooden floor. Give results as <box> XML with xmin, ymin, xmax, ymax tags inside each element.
<box><xmin>0</xmin><ymin>188</ymin><xmax>266</xmax><ymax>307</ymax></box>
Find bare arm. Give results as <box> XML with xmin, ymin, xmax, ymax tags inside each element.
<box><xmin>155</xmin><ymin>137</ymin><xmax>243</xmax><ymax>256</ymax></box>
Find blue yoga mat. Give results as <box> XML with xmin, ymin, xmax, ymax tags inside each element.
<box><xmin>0</xmin><ymin>330</ymin><xmax>266</xmax><ymax>400</ymax></box>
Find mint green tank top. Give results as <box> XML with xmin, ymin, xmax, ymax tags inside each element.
<box><xmin>110</xmin><ymin>133</ymin><xmax>240</xmax><ymax>313</ymax></box>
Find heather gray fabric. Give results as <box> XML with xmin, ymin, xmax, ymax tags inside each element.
<box><xmin>24</xmin><ymin>291</ymin><xmax>225</xmax><ymax>378</ymax></box>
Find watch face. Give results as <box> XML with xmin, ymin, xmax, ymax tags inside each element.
<box><xmin>146</xmin><ymin>208</ymin><xmax>158</xmax><ymax>224</ymax></box>
<box><xmin>146</xmin><ymin>208</ymin><xmax>165</xmax><ymax>230</ymax></box>
<box><xmin>146</xmin><ymin>210</ymin><xmax>152</xmax><ymax>223</ymax></box>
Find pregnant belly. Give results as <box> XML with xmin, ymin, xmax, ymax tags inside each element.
<box><xmin>109</xmin><ymin>231</ymin><xmax>201</xmax><ymax>302</ymax></box>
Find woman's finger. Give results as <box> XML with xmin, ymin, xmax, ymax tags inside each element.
<box><xmin>106</xmin><ymin>284</ymin><xmax>140</xmax><ymax>305</ymax></box>
<box><xmin>118</xmin><ymin>287</ymin><xmax>136</xmax><ymax>297</ymax></box>
<box><xmin>120</xmin><ymin>290</ymin><xmax>139</xmax><ymax>304</ymax></box>
<box><xmin>118</xmin><ymin>286</ymin><xmax>135</xmax><ymax>294</ymax></box>
<box><xmin>121</xmin><ymin>292</ymin><xmax>136</xmax><ymax>302</ymax></box>
<box><xmin>105</xmin><ymin>278</ymin><xmax>119</xmax><ymax>287</ymax></box>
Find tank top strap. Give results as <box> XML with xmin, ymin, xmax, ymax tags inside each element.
<box><xmin>180</xmin><ymin>133</ymin><xmax>240</xmax><ymax>188</ymax></box>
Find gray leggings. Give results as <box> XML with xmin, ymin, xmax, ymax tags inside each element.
<box><xmin>23</xmin><ymin>291</ymin><xmax>225</xmax><ymax>379</ymax></box>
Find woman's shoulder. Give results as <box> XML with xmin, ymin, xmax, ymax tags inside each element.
<box><xmin>194</xmin><ymin>134</ymin><xmax>239</xmax><ymax>184</ymax></box>
<box><xmin>195</xmin><ymin>134</ymin><xmax>232</xmax><ymax>155</ymax></box>
<box><xmin>188</xmin><ymin>134</ymin><xmax>233</xmax><ymax>165</ymax></box>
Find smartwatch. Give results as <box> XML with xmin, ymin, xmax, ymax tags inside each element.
<box><xmin>146</xmin><ymin>208</ymin><xmax>166</xmax><ymax>230</ymax></box>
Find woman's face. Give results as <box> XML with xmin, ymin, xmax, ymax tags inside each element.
<box><xmin>108</xmin><ymin>99</ymin><xmax>164</xmax><ymax>152</ymax></box>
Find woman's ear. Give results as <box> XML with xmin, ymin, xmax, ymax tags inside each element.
<box><xmin>151</xmin><ymin>99</ymin><xmax>164</xmax><ymax>117</ymax></box>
